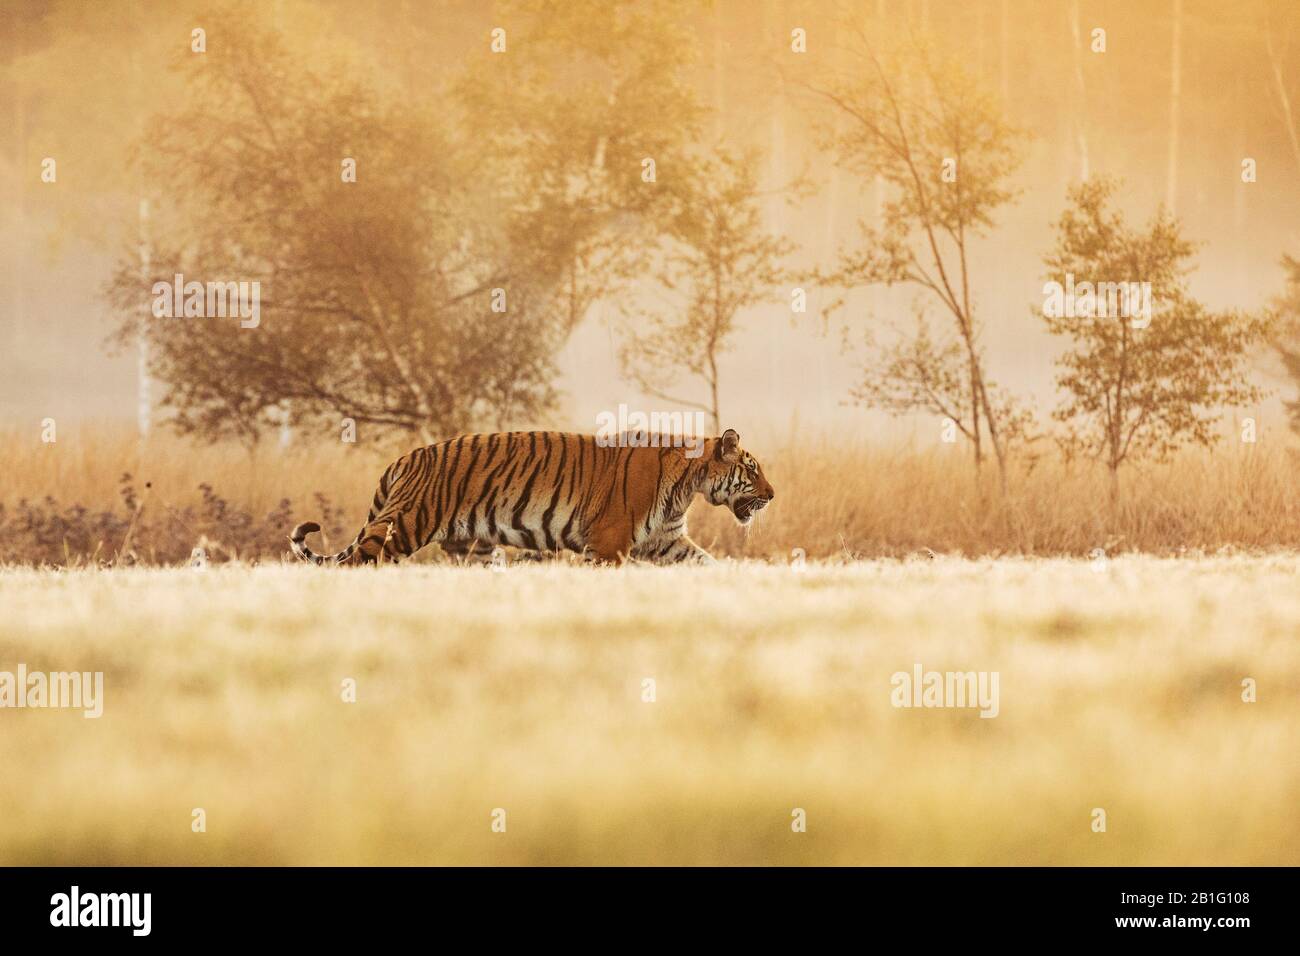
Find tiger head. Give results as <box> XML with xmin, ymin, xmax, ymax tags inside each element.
<box><xmin>703</xmin><ymin>429</ymin><xmax>775</xmax><ymax>525</ymax></box>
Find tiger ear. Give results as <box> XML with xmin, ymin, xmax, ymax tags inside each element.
<box><xmin>715</xmin><ymin>428</ymin><xmax>741</xmax><ymax>463</ymax></box>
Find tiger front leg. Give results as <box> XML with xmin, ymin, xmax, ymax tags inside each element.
<box><xmin>636</xmin><ymin>534</ymin><xmax>715</xmax><ymax>566</ymax></box>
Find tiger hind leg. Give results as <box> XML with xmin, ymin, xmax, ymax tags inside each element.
<box><xmin>342</xmin><ymin>515</ymin><xmax>415</xmax><ymax>565</ymax></box>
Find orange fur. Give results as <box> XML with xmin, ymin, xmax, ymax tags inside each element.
<box><xmin>289</xmin><ymin>429</ymin><xmax>774</xmax><ymax>566</ymax></box>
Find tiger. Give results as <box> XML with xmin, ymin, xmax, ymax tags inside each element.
<box><xmin>289</xmin><ymin>428</ymin><xmax>774</xmax><ymax>566</ymax></box>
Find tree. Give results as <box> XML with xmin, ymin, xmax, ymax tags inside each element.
<box><xmin>801</xmin><ymin>32</ymin><xmax>1023</xmax><ymax>485</ymax></box>
<box><xmin>849</xmin><ymin>306</ymin><xmax>1037</xmax><ymax>459</ymax></box>
<box><xmin>1042</xmin><ymin>177</ymin><xmax>1271</xmax><ymax>498</ymax></box>
<box><xmin>107</xmin><ymin>1</ymin><xmax>703</xmax><ymax>446</ymax></box>
<box><xmin>1270</xmin><ymin>254</ymin><xmax>1300</xmax><ymax>433</ymax></box>
<box><xmin>455</xmin><ymin>0</ymin><xmax>706</xmax><ymax>342</ymax></box>
<box><xmin>618</xmin><ymin>147</ymin><xmax>795</xmax><ymax>432</ymax></box>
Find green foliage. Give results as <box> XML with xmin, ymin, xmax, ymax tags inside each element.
<box><xmin>1043</xmin><ymin>178</ymin><xmax>1272</xmax><ymax>470</ymax></box>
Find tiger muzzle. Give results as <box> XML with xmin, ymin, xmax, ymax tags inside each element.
<box><xmin>733</xmin><ymin>495</ymin><xmax>770</xmax><ymax>524</ymax></box>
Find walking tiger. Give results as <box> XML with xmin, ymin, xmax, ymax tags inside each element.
<box><xmin>289</xmin><ymin>428</ymin><xmax>774</xmax><ymax>566</ymax></box>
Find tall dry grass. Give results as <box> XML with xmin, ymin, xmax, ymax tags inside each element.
<box><xmin>1</xmin><ymin>423</ymin><xmax>1298</xmax><ymax>565</ymax></box>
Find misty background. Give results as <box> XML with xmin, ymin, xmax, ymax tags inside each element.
<box><xmin>3</xmin><ymin>0</ymin><xmax>1299</xmax><ymax>441</ymax></box>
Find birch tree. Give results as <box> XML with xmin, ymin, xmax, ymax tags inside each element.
<box><xmin>1043</xmin><ymin>178</ymin><xmax>1271</xmax><ymax>500</ymax></box>
<box><xmin>802</xmin><ymin>33</ymin><xmax>1024</xmax><ymax>485</ymax></box>
<box><xmin>618</xmin><ymin>148</ymin><xmax>796</xmax><ymax>432</ymax></box>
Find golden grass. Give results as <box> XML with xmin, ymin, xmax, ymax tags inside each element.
<box><xmin>1</xmin><ymin>557</ymin><xmax>1297</xmax><ymax>865</ymax></box>
<box><xmin>2</xmin><ymin>424</ymin><xmax>1298</xmax><ymax>561</ymax></box>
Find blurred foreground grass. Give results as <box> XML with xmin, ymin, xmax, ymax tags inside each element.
<box><xmin>1</xmin><ymin>556</ymin><xmax>1297</xmax><ymax>865</ymax></box>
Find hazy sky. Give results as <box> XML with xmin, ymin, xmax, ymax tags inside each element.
<box><xmin>3</xmin><ymin>0</ymin><xmax>1299</xmax><ymax>442</ymax></box>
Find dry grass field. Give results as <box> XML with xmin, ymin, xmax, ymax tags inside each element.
<box><xmin>2</xmin><ymin>424</ymin><xmax>1299</xmax><ymax>565</ymax></box>
<box><xmin>7</xmin><ymin>0</ymin><xmax>1300</xmax><ymax>879</ymax></box>
<box><xmin>3</xmin><ymin>426</ymin><xmax>1298</xmax><ymax>864</ymax></box>
<box><xmin>2</xmin><ymin>556</ymin><xmax>1297</xmax><ymax>865</ymax></box>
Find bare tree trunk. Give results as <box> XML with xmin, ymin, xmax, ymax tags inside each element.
<box><xmin>712</xmin><ymin>0</ymin><xmax>725</xmax><ymax>141</ymax></box>
<box><xmin>133</xmin><ymin>12</ymin><xmax>152</xmax><ymax>440</ymax></box>
<box><xmin>764</xmin><ymin>0</ymin><xmax>787</xmax><ymax>226</ymax></box>
<box><xmin>137</xmin><ymin>198</ymin><xmax>152</xmax><ymax>439</ymax></box>
<box><xmin>977</xmin><ymin>367</ymin><xmax>1007</xmax><ymax>492</ymax></box>
<box><xmin>1165</xmin><ymin>0</ymin><xmax>1183</xmax><ymax>213</ymax></box>
<box><xmin>1233</xmin><ymin>74</ymin><xmax>1248</xmax><ymax>292</ymax></box>
<box><xmin>1000</xmin><ymin>0</ymin><xmax>1010</xmax><ymax>102</ymax></box>
<box><xmin>278</xmin><ymin>400</ymin><xmax>293</xmax><ymax>449</ymax></box>
<box><xmin>13</xmin><ymin>67</ymin><xmax>26</xmax><ymax>384</ymax></box>
<box><xmin>707</xmin><ymin>351</ymin><xmax>721</xmax><ymax>434</ymax></box>
<box><xmin>968</xmin><ymin>349</ymin><xmax>983</xmax><ymax>469</ymax></box>
<box><xmin>1069</xmin><ymin>0</ymin><xmax>1091</xmax><ymax>180</ymax></box>
<box><xmin>1265</xmin><ymin>30</ymin><xmax>1300</xmax><ymax>177</ymax></box>
<box><xmin>875</xmin><ymin>0</ymin><xmax>889</xmax><ymax>331</ymax></box>
<box><xmin>822</xmin><ymin>26</ymin><xmax>847</xmax><ymax>264</ymax></box>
